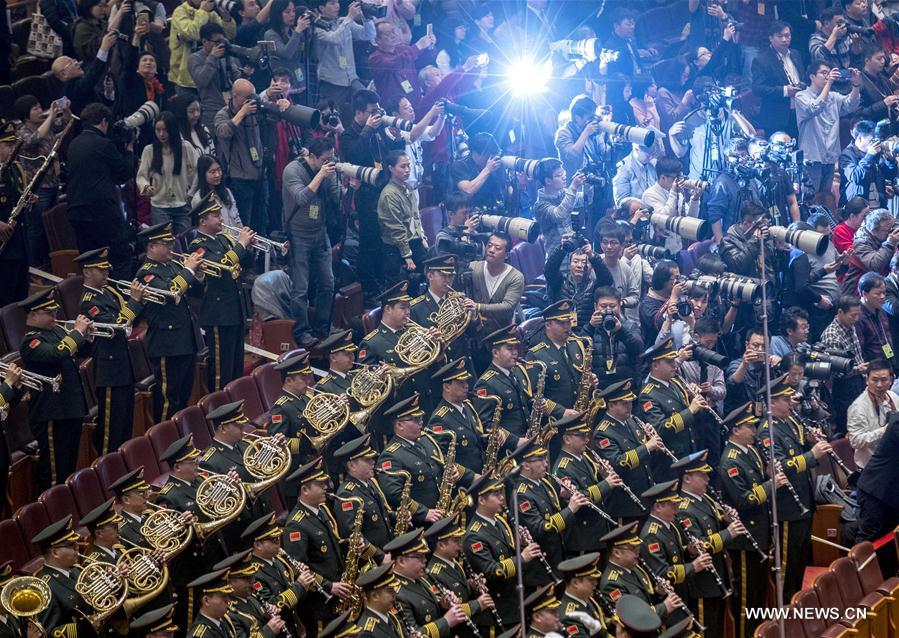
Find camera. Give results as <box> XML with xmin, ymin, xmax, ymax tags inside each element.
<box><xmin>699</xmin><ymin>83</ymin><xmax>738</xmax><ymax>111</ymax></box>
<box><xmin>796</xmin><ymin>343</ymin><xmax>854</xmax><ymax>375</ymax></box>
<box><xmin>110</xmin><ymin>101</ymin><xmax>160</xmax><ymax>146</ymax></box>
<box><xmin>435</xmin><ymin>98</ymin><xmax>485</xmax><ymax>120</ymax></box>
<box><xmin>846</xmin><ymin>24</ymin><xmax>875</xmax><ymax>36</ymax></box>
<box><xmin>381</xmin><ymin>115</ymin><xmax>413</xmax><ymax>132</ymax></box>
<box><xmin>590</xmin><ymin>119</ymin><xmax>655</xmax><ymax>147</ymax></box>
<box><xmin>768</xmin><ymin>225</ymin><xmax>829</xmax><ymax>256</ymax></box>
<box><xmin>324</xmin><ymin>113</ymin><xmax>341</xmax><ymax>128</ymax></box>
<box><xmin>500</xmin><ymin>156</ymin><xmax>542</xmax><ymax>179</ymax></box>
<box><xmin>636</xmin><ymin>244</ymin><xmax>671</xmax><ymax>259</ymax></box>
<box><xmin>480</xmin><ymin>214</ymin><xmax>540</xmax><ymax>243</ymax></box>
<box><xmin>726</xmin><ymin>19</ymin><xmax>744</xmax><ymax>30</ymax></box>
<box><xmin>600</xmin><ymin>312</ymin><xmax>618</xmax><ymax>331</ymax></box>
<box><xmin>335</xmin><ymin>162</ymin><xmax>386</xmax><ymax>187</ymax></box>
<box><xmin>360</xmin><ymin>2</ymin><xmax>387</xmax><ymax>19</ymax></box>
<box><xmin>250</xmin><ymin>94</ymin><xmax>321</xmax><ymax>129</ymax></box>
<box><xmin>717</xmin><ymin>274</ymin><xmax>771</xmax><ymax>305</ymax></box>
<box><xmin>650</xmin><ymin>212</ymin><xmax>712</xmax><ymax>242</ymax></box>
<box><xmin>436</xmin><ymin>228</ymin><xmax>484</xmax><ymax>263</ymax></box>
<box><xmin>679</xmin><ymin>178</ymin><xmax>709</xmax><ymax>191</ymax></box>
<box><xmin>692</xmin><ymin>345</ymin><xmax>727</xmax><ymax>368</ymax></box>
<box><xmin>731</xmin><ymin>158</ymin><xmax>770</xmax><ymax>182</ymax></box>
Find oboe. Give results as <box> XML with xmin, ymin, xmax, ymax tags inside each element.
<box><xmin>705</xmin><ymin>485</ymin><xmax>768</xmax><ymax>562</ymax></box>
<box><xmin>637</xmin><ymin>559</ymin><xmax>706</xmax><ymax>633</ymax></box>
<box><xmin>548</xmin><ymin>473</ymin><xmax>617</xmax><ymax>525</ymax></box>
<box><xmin>633</xmin><ymin>416</ymin><xmax>678</xmax><ymax>462</ymax></box>
<box><xmin>433</xmin><ymin>582</ymin><xmax>482</xmax><ymax>638</ymax></box>
<box><xmin>461</xmin><ymin>553</ymin><xmax>505</xmax><ymax>630</ymax></box>
<box><xmin>585</xmin><ymin>448</ymin><xmax>646</xmax><ymax>511</ymax></box>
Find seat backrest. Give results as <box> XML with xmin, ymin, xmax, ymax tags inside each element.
<box><xmin>38</xmin><ymin>484</ymin><xmax>80</xmax><ymax>526</ymax></box>
<box><xmin>79</xmin><ymin>358</ymin><xmax>96</xmax><ymax>411</ymax></box>
<box><xmin>92</xmin><ymin>452</ymin><xmax>129</xmax><ymax>498</ymax></box>
<box><xmin>362</xmin><ymin>307</ymin><xmax>383</xmax><ymax>336</ymax></box>
<box><xmin>814</xmin><ymin>571</ymin><xmax>847</xmax><ymax>623</ymax></box>
<box><xmin>146</xmin><ymin>420</ymin><xmax>181</xmax><ymax>470</ymax></box>
<box><xmin>11</xmin><ymin>75</ymin><xmax>49</xmax><ymax>106</ymax></box>
<box><xmin>14</xmin><ymin>502</ymin><xmax>51</xmax><ymax>557</ymax></box>
<box><xmin>225</xmin><ymin>376</ymin><xmax>265</xmax><ymax>421</ymax></box>
<box><xmin>793</xmin><ymin>587</ymin><xmax>826</xmax><ymax>636</ymax></box>
<box><xmin>0</xmin><ymin>85</ymin><xmax>15</xmax><ymax>120</ymax></box>
<box><xmin>849</xmin><ymin>541</ymin><xmax>883</xmax><ymax>594</ymax></box>
<box><xmin>173</xmin><ymin>405</ymin><xmax>214</xmax><ymax>451</ymax></box>
<box><xmin>0</xmin><ymin>302</ymin><xmax>26</xmax><ymax>353</ymax></box>
<box><xmin>252</xmin><ymin>362</ymin><xmax>281</xmax><ymax>410</ymax></box>
<box><xmin>418</xmin><ymin>206</ymin><xmax>444</xmax><ymax>247</ymax></box>
<box><xmin>199</xmin><ymin>390</ymin><xmax>230</xmax><ymax>422</ymax></box>
<box><xmin>510</xmin><ymin>240</ymin><xmax>547</xmax><ymax>286</ymax></box>
<box><xmin>119</xmin><ymin>436</ymin><xmax>162</xmax><ymax>481</ymax></box>
<box><xmin>261</xmin><ymin>319</ymin><xmax>297</xmax><ymax>356</ymax></box>
<box><xmin>0</xmin><ymin>518</ymin><xmax>32</xmax><ymax>570</ymax></box>
<box><xmin>338</xmin><ymin>283</ymin><xmax>363</xmax><ymax>328</ymax></box>
<box><xmin>55</xmin><ymin>275</ymin><xmax>84</xmax><ymax>321</ymax></box>
<box><xmin>42</xmin><ymin>202</ymin><xmax>77</xmax><ymax>253</ymax></box>
<box><xmin>812</xmin><ymin>504</ymin><xmax>844</xmax><ymax>566</ymax></box>
<box><xmin>830</xmin><ymin>438</ymin><xmax>858</xmax><ymax>472</ymax></box>
<box><xmin>129</xmin><ymin>336</ymin><xmax>154</xmax><ymax>384</ymax></box>
<box><xmin>65</xmin><ymin>468</ymin><xmax>106</xmax><ymax>518</ymax></box>
<box><xmin>831</xmin><ymin>556</ymin><xmax>866</xmax><ymax>607</ymax></box>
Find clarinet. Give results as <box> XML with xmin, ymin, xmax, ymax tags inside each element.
<box><xmin>771</xmin><ymin>458</ymin><xmax>810</xmax><ymax>517</ymax></box>
<box><xmin>705</xmin><ymin>486</ymin><xmax>769</xmax><ymax>563</ymax></box>
<box><xmin>433</xmin><ymin>581</ymin><xmax>483</xmax><ymax>638</ymax></box>
<box><xmin>279</xmin><ymin>549</ymin><xmax>333</xmax><ymax>602</ymax></box>
<box><xmin>262</xmin><ymin>602</ymin><xmax>293</xmax><ymax>638</ymax></box>
<box><xmin>790</xmin><ymin>409</ymin><xmax>856</xmax><ymax>478</ymax></box>
<box><xmin>585</xmin><ymin>448</ymin><xmax>646</xmax><ymax>511</ymax></box>
<box><xmin>504</xmin><ymin>508</ymin><xmax>557</xmax><ymax>584</ymax></box>
<box><xmin>396</xmin><ymin>603</ymin><xmax>427</xmax><ymax>638</ymax></box>
<box><xmin>461</xmin><ymin>553</ymin><xmax>505</xmax><ymax>631</ymax></box>
<box><xmin>675</xmin><ymin>521</ymin><xmax>732</xmax><ymax>598</ymax></box>
<box><xmin>547</xmin><ymin>473</ymin><xmax>617</xmax><ymax>525</ymax></box>
<box><xmin>637</xmin><ymin>559</ymin><xmax>706</xmax><ymax>633</ymax></box>
<box><xmin>633</xmin><ymin>416</ymin><xmax>678</xmax><ymax>462</ymax></box>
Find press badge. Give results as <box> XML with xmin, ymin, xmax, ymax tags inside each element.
<box><xmin>309</xmin><ymin>204</ymin><xmax>319</xmax><ymax>220</ymax></box>
<box><xmin>250</xmin><ymin>147</ymin><xmax>260</xmax><ymax>163</ymax></box>
<box><xmin>374</xmin><ymin>162</ymin><xmax>382</xmax><ymax>170</ymax></box>
<box><xmin>401</xmin><ymin>80</ymin><xmax>413</xmax><ymax>94</ymax></box>
<box><xmin>884</xmin><ymin>343</ymin><xmax>895</xmax><ymax>359</ymax></box>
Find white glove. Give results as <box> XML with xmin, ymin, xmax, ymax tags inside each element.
<box><xmin>564</xmin><ymin>612</ymin><xmax>603</xmax><ymax>636</ymax></box>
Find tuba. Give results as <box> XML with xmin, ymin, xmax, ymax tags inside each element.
<box><xmin>1</xmin><ymin>576</ymin><xmax>49</xmax><ymax>636</ymax></box>
<box><xmin>242</xmin><ymin>433</ymin><xmax>292</xmax><ymax>497</ymax></box>
<box><xmin>193</xmin><ymin>473</ymin><xmax>246</xmax><ymax>539</ymax></box>
<box><xmin>428</xmin><ymin>290</ymin><xmax>471</xmax><ymax>344</ymax></box>
<box><xmin>75</xmin><ymin>560</ymin><xmax>129</xmax><ymax>629</ymax></box>
<box><xmin>140</xmin><ymin>503</ymin><xmax>194</xmax><ymax>557</ymax></box>
<box><xmin>117</xmin><ymin>546</ymin><xmax>170</xmax><ymax>616</ymax></box>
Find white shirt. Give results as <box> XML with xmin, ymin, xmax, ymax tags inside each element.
<box><xmin>483</xmin><ymin>264</ymin><xmax>512</xmax><ymax>298</ymax></box>
<box><xmin>847</xmin><ymin>390</ymin><xmax>899</xmax><ymax>467</ymax></box>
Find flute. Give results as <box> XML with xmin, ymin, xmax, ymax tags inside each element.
<box><xmin>585</xmin><ymin>448</ymin><xmax>646</xmax><ymax>511</ymax></box>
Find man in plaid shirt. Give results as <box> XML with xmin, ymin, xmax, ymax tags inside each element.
<box><xmin>818</xmin><ymin>296</ymin><xmax>870</xmax><ymax>436</ymax></box>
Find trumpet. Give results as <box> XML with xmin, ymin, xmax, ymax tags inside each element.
<box><xmin>0</xmin><ymin>361</ymin><xmax>61</xmax><ymax>392</ymax></box>
<box><xmin>109</xmin><ymin>278</ymin><xmax>181</xmax><ymax>305</ymax></box>
<box><xmin>55</xmin><ymin>320</ymin><xmax>127</xmax><ymax>338</ymax></box>
<box><xmin>222</xmin><ymin>224</ymin><xmax>288</xmax><ymax>255</ymax></box>
<box><xmin>171</xmin><ymin>252</ymin><xmax>240</xmax><ymax>279</ymax></box>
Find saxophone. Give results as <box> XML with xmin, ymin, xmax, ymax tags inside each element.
<box><xmin>573</xmin><ymin>336</ymin><xmax>594</xmax><ymax>413</ymax></box>
<box><xmin>482</xmin><ymin>396</ymin><xmax>503</xmax><ymax>477</ymax></box>
<box><xmin>435</xmin><ymin>431</ymin><xmax>458</xmax><ymax>513</ymax></box>
<box><xmin>524</xmin><ymin>360</ymin><xmax>547</xmax><ymax>439</ymax></box>
<box><xmin>336</xmin><ymin>496</ymin><xmax>365</xmax><ymax>618</ymax></box>
<box><xmin>392</xmin><ymin>470</ymin><xmax>415</xmax><ymax>536</ymax></box>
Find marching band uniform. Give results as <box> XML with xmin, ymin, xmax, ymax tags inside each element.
<box><xmin>597</xmin><ymin>524</ymin><xmax>668</xmax><ymax>621</ymax></box>
<box><xmin>556</xmin><ymin>553</ymin><xmax>609</xmax><ymax>638</ymax></box>
<box><xmin>129</xmin><ymin>603</ymin><xmax>179</xmax><ymax>638</ymax></box>
<box><xmin>317</xmin><ymin>331</ymin><xmax>364</xmax><ymax>472</ymax></box>
<box><xmin>355</xmin><ymin>563</ymin><xmax>406</xmax><ymax>638</ymax></box>
<box><xmin>74</xmin><ymin>247</ymin><xmax>142</xmax><ymax>455</ymax></box>
<box><xmin>269</xmin><ymin>353</ymin><xmax>315</xmax><ymax>506</ymax></box>
<box><xmin>428</xmin><ymin>358</ymin><xmax>488</xmax><ymax>473</ymax></box>
<box><xmin>359</xmin><ymin>282</ymin><xmax>412</xmax><ymax>368</ymax></box>
<box><xmin>185</xmin><ymin>570</ymin><xmax>239</xmax><ymax>638</ymax></box>
<box><xmin>109</xmin><ymin>468</ymin><xmax>154</xmax><ymax>549</ymax></box>
<box><xmin>0</xmin><ymin>562</ymin><xmax>22</xmax><ymax>638</ymax></box>
<box><xmin>19</xmin><ymin>290</ymin><xmax>89</xmax><ymax>490</ymax></box>
<box><xmin>525</xmin><ymin>300</ymin><xmax>588</xmax><ymax>410</ymax></box>
<box><xmin>0</xmin><ymin>121</ymin><xmax>27</xmax><ymax>307</ymax></box>
<box><xmin>334</xmin><ymin>436</ymin><xmax>394</xmax><ymax>551</ymax></box>
<box><xmin>387</xmin><ymin>530</ymin><xmax>455</xmax><ymax>638</ymax></box>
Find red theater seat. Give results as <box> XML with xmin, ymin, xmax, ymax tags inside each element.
<box><xmin>92</xmin><ymin>452</ymin><xmax>128</xmax><ymax>497</ymax></box>
<box><xmin>55</xmin><ymin>275</ymin><xmax>84</xmax><ymax>320</ymax></box>
<box><xmin>252</xmin><ymin>362</ymin><xmax>280</xmax><ymax>411</ymax></box>
<box><xmin>261</xmin><ymin>320</ymin><xmax>297</xmax><ymax>356</ymax></box>
<box><xmin>146</xmin><ymin>420</ymin><xmax>181</xmax><ymax>470</ymax></box>
<box><xmin>362</xmin><ymin>308</ymin><xmax>382</xmax><ymax>335</ymax></box>
<box><xmin>226</xmin><ymin>376</ymin><xmax>265</xmax><ymax>421</ymax></box>
<box><xmin>831</xmin><ymin>557</ymin><xmax>887</xmax><ymax>638</ymax></box>
<box><xmin>793</xmin><ymin>588</ymin><xmax>827</xmax><ymax>638</ymax></box>
<box><xmin>173</xmin><ymin>406</ymin><xmax>214</xmax><ymax>451</ymax></box>
<box><xmin>199</xmin><ymin>391</ymin><xmax>230</xmax><ymax>431</ymax></box>
<box><xmin>0</xmin><ymin>302</ymin><xmax>26</xmax><ymax>353</ymax></box>
<box><xmin>66</xmin><ymin>468</ymin><xmax>106</xmax><ymax>518</ymax></box>
<box><xmin>38</xmin><ymin>485</ymin><xmax>79</xmax><ymax>527</ymax></box>
<box><xmin>0</xmin><ymin>518</ymin><xmax>32</xmax><ymax>571</ymax></box>
<box><xmin>14</xmin><ymin>502</ymin><xmax>50</xmax><ymax>558</ymax></box>
<box><xmin>120</xmin><ymin>437</ymin><xmax>162</xmax><ymax>482</ymax></box>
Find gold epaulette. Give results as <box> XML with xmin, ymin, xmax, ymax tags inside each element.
<box><xmin>201</xmin><ymin>448</ymin><xmax>215</xmax><ymax>462</ymax></box>
<box><xmin>606</xmin><ymin>569</ymin><xmax>619</xmax><ymax>582</ymax></box>
<box><xmin>647</xmin><ymin>522</ymin><xmax>659</xmax><ymax>534</ymax></box>
<box><xmin>82</xmin><ymin>292</ymin><xmax>94</xmax><ymax>302</ymax></box>
<box><xmin>159</xmin><ymin>483</ymin><xmax>173</xmax><ymax>495</ymax></box>
<box><xmin>480</xmin><ymin>370</ymin><xmax>496</xmax><ymax>381</ymax></box>
<box><xmin>641</xmin><ymin>383</ymin><xmax>655</xmax><ymax>395</ymax></box>
<box><xmin>469</xmin><ymin>520</ymin><xmax>482</xmax><ymax>532</ymax></box>
<box><xmin>343</xmin><ymin>482</ymin><xmax>356</xmax><ymax>492</ymax></box>
<box><xmin>434</xmin><ymin>406</ymin><xmax>449</xmax><ymax>417</ymax></box>
<box><xmin>363</xmin><ymin>329</ymin><xmax>378</xmax><ymax>341</ymax></box>
<box><xmin>274</xmin><ymin>395</ymin><xmax>291</xmax><ymax>406</ymax></box>
<box><xmin>557</xmin><ymin>457</ymin><xmax>571</xmax><ymax>469</ymax></box>
<box><xmin>726</xmin><ymin>448</ymin><xmax>739</xmax><ymax>460</ymax></box>
<box><xmin>385</xmin><ymin>443</ymin><xmax>401</xmax><ymax>453</ymax></box>
<box><xmin>596</xmin><ymin>420</ymin><xmax>611</xmax><ymax>432</ymax></box>
<box><xmin>427</xmin><ymin>562</ymin><xmax>443</xmax><ymax>575</ymax></box>
<box><xmin>291</xmin><ymin>510</ymin><xmax>306</xmax><ymax>523</ymax></box>
<box><xmin>528</xmin><ymin>342</ymin><xmax>548</xmax><ymax>352</ymax></box>
<box><xmin>410</xmin><ymin>295</ymin><xmax>426</xmax><ymax>306</ymax></box>
<box><xmin>516</xmin><ymin>483</ymin><xmax>527</xmax><ymax>494</ymax></box>
<box><xmin>677</xmin><ymin>500</ymin><xmax>690</xmax><ymax>511</ymax></box>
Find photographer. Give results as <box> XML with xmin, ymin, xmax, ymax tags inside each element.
<box><xmin>784</xmin><ymin>216</ymin><xmax>843</xmax><ymax>340</ymax></box>
<box><xmin>638</xmin><ymin>259</ymin><xmax>681</xmax><ymax>345</ymax></box>
<box><xmin>545</xmin><ymin>234</ymin><xmax>613</xmax><ymax>328</ymax></box>
<box><xmin>848</xmin><ymin>359</ymin><xmax>897</xmax><ymax>468</ymax></box>
<box><xmin>809</xmin><ymin>7</ymin><xmax>852</xmax><ymax>76</ymax></box>
<box><xmin>214</xmin><ymin>78</ymin><xmax>265</xmax><ymax>231</ymax></box>
<box><xmin>796</xmin><ymin>62</ymin><xmax>861</xmax><ymax>196</ymax></box>
<box><xmin>188</xmin><ymin>22</ymin><xmax>243</xmax><ymax>132</ymax></box>
<box><xmin>66</xmin><ymin>102</ymin><xmax>135</xmax><ymax>279</ymax></box>
<box><xmin>843</xmin><ymin>208</ymin><xmax>899</xmax><ymax>295</ymax></box>
<box><xmin>750</xmin><ymin>21</ymin><xmax>803</xmax><ymax>139</ymax></box>
<box><xmin>533</xmin><ymin>158</ymin><xmax>586</xmax><ymax>258</ymax></box>
<box><xmin>820</xmin><ymin>296</ymin><xmax>868</xmax><ymax>437</ymax></box>
<box><xmin>433</xmin><ymin>192</ymin><xmax>481</xmax><ymax>266</ymax></box>
<box><xmin>169</xmin><ymin>0</ymin><xmax>235</xmax><ymax>94</ymax></box>
<box><xmin>840</xmin><ymin>119</ymin><xmax>897</xmax><ymax>208</ymax></box>
<box><xmin>654</xmin><ymin>286</ymin><xmax>710</xmax><ymax>349</ymax></box>
<box><xmin>770</xmin><ymin>306</ymin><xmax>810</xmax><ymax>358</ymax></box>
<box><xmin>612</xmin><ymin>143</ymin><xmax>657</xmax><ymax>206</ymax></box>
<box><xmin>855</xmin><ymin>48</ymin><xmax>899</xmax><ymax>122</ymax></box>
<box><xmin>842</xmin><ymin>0</ymin><xmax>879</xmax><ymax>67</ymax></box>
<box><xmin>725</xmin><ymin>329</ymin><xmax>779</xmax><ymax>413</ymax></box>
<box><xmin>641</xmin><ymin>156</ymin><xmax>702</xmax><ymax>255</ymax></box>
<box><xmin>554</xmin><ymin>94</ymin><xmax>611</xmax><ymax>189</ymax></box>
<box><xmin>450</xmin><ymin>132</ymin><xmax>504</xmax><ymax>210</ymax></box>
<box><xmin>596</xmin><ymin>221</ymin><xmax>641</xmax><ymax>322</ymax></box>
<box><xmin>282</xmin><ymin>136</ymin><xmax>341</xmax><ymax>347</ymax></box>
<box><xmin>51</xmin><ymin>31</ymin><xmax>118</xmax><ymax>116</ymax></box>
<box><xmin>314</xmin><ymin>0</ymin><xmax>375</xmax><ymax>104</ymax></box>
<box><xmin>583</xmin><ymin>286</ymin><xmax>644</xmax><ymax>390</ymax></box>
<box><xmin>383</xmin><ymin>96</ymin><xmax>446</xmax><ymax>209</ymax></box>
<box><xmin>720</xmin><ymin>202</ymin><xmax>777</xmax><ymax>280</ymax></box>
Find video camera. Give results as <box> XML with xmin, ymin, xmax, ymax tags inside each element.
<box><xmin>796</xmin><ymin>343</ymin><xmax>855</xmax><ymax>378</ymax></box>
<box><xmin>699</xmin><ymin>82</ymin><xmax>739</xmax><ymax>111</ymax></box>
<box><xmin>874</xmin><ymin>119</ymin><xmax>899</xmax><ymax>153</ymax></box>
<box><xmin>110</xmin><ymin>101</ymin><xmax>160</xmax><ymax>147</ymax></box>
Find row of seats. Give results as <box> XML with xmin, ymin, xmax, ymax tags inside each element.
<box><xmin>0</xmin><ymin>357</ymin><xmax>291</xmax><ymax>574</ymax></box>
<box><xmin>0</xmin><ymin>71</ymin><xmax>63</xmax><ymax>121</ymax></box>
<box><xmin>755</xmin><ymin>541</ymin><xmax>899</xmax><ymax>638</ymax></box>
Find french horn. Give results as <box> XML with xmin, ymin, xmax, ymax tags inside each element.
<box><xmin>242</xmin><ymin>433</ymin><xmax>291</xmax><ymax>497</ymax></box>
<box><xmin>427</xmin><ymin>290</ymin><xmax>471</xmax><ymax>344</ymax></box>
<box><xmin>117</xmin><ymin>546</ymin><xmax>169</xmax><ymax>616</ymax></box>
<box><xmin>395</xmin><ymin>321</ymin><xmax>442</xmax><ymax>368</ymax></box>
<box><xmin>140</xmin><ymin>503</ymin><xmax>194</xmax><ymax>557</ymax></box>
<box><xmin>75</xmin><ymin>560</ymin><xmax>129</xmax><ymax>629</ymax></box>
<box><xmin>194</xmin><ymin>473</ymin><xmax>246</xmax><ymax>538</ymax></box>
<box><xmin>1</xmin><ymin>576</ymin><xmax>49</xmax><ymax>636</ymax></box>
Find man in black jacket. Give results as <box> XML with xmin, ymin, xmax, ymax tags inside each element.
<box><xmin>750</xmin><ymin>21</ymin><xmax>803</xmax><ymax>138</ymax></box>
<box><xmin>839</xmin><ymin>119</ymin><xmax>897</xmax><ymax>208</ymax></box>
<box><xmin>856</xmin><ymin>47</ymin><xmax>899</xmax><ymax>123</ymax></box>
<box><xmin>857</xmin><ymin>410</ymin><xmax>899</xmax><ymax>540</ymax></box>
<box><xmin>50</xmin><ymin>31</ymin><xmax>117</xmax><ymax>115</ymax></box>
<box><xmin>65</xmin><ymin>102</ymin><xmax>135</xmax><ymax>279</ymax></box>
<box><xmin>544</xmin><ymin>237</ymin><xmax>613</xmax><ymax>329</ymax></box>
<box><xmin>581</xmin><ymin>286</ymin><xmax>644</xmax><ymax>391</ymax></box>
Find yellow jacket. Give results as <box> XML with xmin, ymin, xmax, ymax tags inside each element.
<box><xmin>168</xmin><ymin>2</ymin><xmax>236</xmax><ymax>88</ymax></box>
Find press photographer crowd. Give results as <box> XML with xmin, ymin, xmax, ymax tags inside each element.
<box><xmin>11</xmin><ymin>0</ymin><xmax>899</xmax><ymax>636</ymax></box>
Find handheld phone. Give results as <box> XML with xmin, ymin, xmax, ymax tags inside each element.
<box><xmin>53</xmin><ymin>97</ymin><xmax>70</xmax><ymax>111</ymax></box>
<box><xmin>838</xmin><ymin>68</ymin><xmax>853</xmax><ymax>80</ymax></box>
<box><xmin>477</xmin><ymin>52</ymin><xmax>489</xmax><ymax>66</ymax></box>
<box><xmin>136</xmin><ymin>12</ymin><xmax>149</xmax><ymax>28</ymax></box>
<box><xmin>426</xmin><ymin>23</ymin><xmax>433</xmax><ymax>37</ymax></box>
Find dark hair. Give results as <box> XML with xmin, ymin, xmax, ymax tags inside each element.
<box><xmin>535</xmin><ymin>158</ymin><xmax>563</xmax><ymax>186</ymax></box>
<box><xmin>315</xmin><ymin>98</ymin><xmax>339</xmax><ymax>113</ymax></box>
<box><xmin>197</xmin><ymin>154</ymin><xmax>233</xmax><ymax>207</ymax></box>
<box><xmin>270</xmin><ymin>0</ymin><xmax>296</xmax><ymax>35</ymax></box>
<box><xmin>652</xmin><ymin>57</ymin><xmax>690</xmax><ymax>91</ymax></box>
<box><xmin>599</xmin><ymin>223</ymin><xmax>626</xmax><ymax>244</ymax></box>
<box><xmin>386</xmin><ymin>149</ymin><xmax>409</xmax><ymax>169</ymax></box>
<box><xmin>569</xmin><ymin>95</ymin><xmax>597</xmax><ymax>120</ymax></box>
<box><xmin>694</xmin><ymin>317</ymin><xmax>719</xmax><ymax>335</ymax></box>
<box><xmin>630</xmin><ymin>76</ymin><xmax>655</xmax><ymax>101</ymax></box>
<box><xmin>788</xmin><ymin>220</ymin><xmax>814</xmax><ymax>232</ymax></box>
<box><xmin>852</xmin><ymin>120</ymin><xmax>876</xmax><ymax>139</ymax></box>
<box><xmin>689</xmin><ymin>287</ymin><xmax>708</xmax><ymax>301</ymax></box>
<box><xmin>307</xmin><ymin>136</ymin><xmax>335</xmax><ymax>158</ymax></box>
<box><xmin>843</xmin><ymin>196</ymin><xmax>869</xmax><ymax>220</ymax></box>
<box><xmin>807</xmin><ymin>211</ymin><xmax>832</xmax><ymax>230</ymax></box>
<box><xmin>271</xmin><ymin>67</ymin><xmax>293</xmax><ymax>81</ymax></box>
<box><xmin>780</xmin><ymin>352</ymin><xmax>804</xmax><ymax>374</ymax></box>
<box><xmin>199</xmin><ymin>21</ymin><xmax>225</xmax><ymax>41</ymax></box>
<box><xmin>864</xmin><ymin>46</ymin><xmax>885</xmax><ymax>62</ymax></box>
<box><xmin>593</xmin><ymin>286</ymin><xmax>621</xmax><ymax>303</ymax></box>
<box><xmin>384</xmin><ymin>94</ymin><xmax>408</xmax><ymax>117</ymax></box>
<box><xmin>610</xmin><ymin>8</ymin><xmax>636</xmax><ymax>24</ymax></box>
<box><xmin>781</xmin><ymin>306</ymin><xmax>809</xmax><ymax>334</ymax></box>
<box><xmin>468</xmin><ymin>132</ymin><xmax>499</xmax><ymax>156</ymax></box>
<box><xmin>13</xmin><ymin>94</ymin><xmax>39</xmax><ymax>122</ymax></box>
<box><xmin>651</xmin><ymin>260</ymin><xmax>678</xmax><ymax>291</ymax></box>
<box><xmin>150</xmin><ymin>111</ymin><xmax>183</xmax><ymax>176</ymax></box>
<box><xmin>81</xmin><ymin>102</ymin><xmax>112</xmax><ymax>127</ymax></box>
<box><xmin>836</xmin><ymin>295</ymin><xmax>861</xmax><ymax>313</ymax></box>
<box><xmin>489</xmin><ymin>231</ymin><xmax>511</xmax><ymax>252</ymax></box>
<box><xmin>740</xmin><ymin>202</ymin><xmax>766</xmax><ymax>222</ymax></box>
<box><xmin>768</xmin><ymin>20</ymin><xmax>791</xmax><ymax>37</ymax></box>
<box><xmin>79</xmin><ymin>0</ymin><xmax>103</xmax><ymax>18</ymax></box>
<box><xmin>867</xmin><ymin>359</ymin><xmax>894</xmax><ymax>375</ymax></box>
<box><xmin>820</xmin><ymin>6</ymin><xmax>844</xmax><ymax>23</ymax></box>
<box><xmin>169</xmin><ymin>93</ymin><xmax>212</xmax><ymax>151</ymax></box>
<box><xmin>859</xmin><ymin>271</ymin><xmax>886</xmax><ymax>294</ymax></box>
<box><xmin>807</xmin><ymin>61</ymin><xmax>828</xmax><ymax>79</ymax></box>
<box><xmin>656</xmin><ymin>156</ymin><xmax>682</xmax><ymax>178</ymax></box>
<box><xmin>444</xmin><ymin>191</ymin><xmax>470</xmax><ymax>214</ymax></box>
<box><xmin>696</xmin><ymin>253</ymin><xmax>727</xmax><ymax>276</ymax></box>
<box><xmin>352</xmin><ymin>89</ymin><xmax>380</xmax><ymax>114</ymax></box>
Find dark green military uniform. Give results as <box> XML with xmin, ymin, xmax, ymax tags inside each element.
<box><xmin>0</xmin><ymin>121</ymin><xmax>27</xmax><ymax>307</ymax></box>
<box><xmin>472</xmin><ymin>364</ymin><xmax>566</xmax><ymax>441</ymax></box>
<box><xmin>128</xmin><ymin>602</ymin><xmax>179</xmax><ymax>637</ymax></box>
<box><xmin>755</xmin><ymin>376</ymin><xmax>815</xmax><ymax>603</ymax></box>
<box><xmin>0</xmin><ymin>562</ymin><xmax>22</xmax><ymax>638</ymax></box>
<box><xmin>76</xmin><ymin>247</ymin><xmax>143</xmax><ymax>455</ymax></box>
<box><xmin>79</xmin><ymin>497</ymin><xmax>131</xmax><ymax>635</ymax></box>
<box><xmin>556</xmin><ymin>553</ymin><xmax>609</xmax><ymax>638</ymax></box>
<box><xmin>109</xmin><ymin>468</ymin><xmax>153</xmax><ymax>549</ymax></box>
<box><xmin>185</xmin><ymin>570</ymin><xmax>239</xmax><ymax>638</ymax></box>
<box><xmin>269</xmin><ymin>354</ymin><xmax>315</xmax><ymax>506</ymax></box>
<box><xmin>355</xmin><ymin>607</ymin><xmax>405</xmax><ymax>638</ymax></box>
<box><xmin>334</xmin><ymin>471</ymin><xmax>393</xmax><ymax>551</ymax></box>
<box><xmin>591</xmin><ymin>381</ymin><xmax>653</xmax><ymax>524</ymax></box>
<box><xmin>189</xmin><ymin>206</ymin><xmax>254</xmax><ymax>392</ymax></box>
<box><xmin>19</xmin><ymin>290</ymin><xmax>89</xmax><ymax>490</ymax></box>
<box><xmin>462</xmin><ymin>477</ymin><xmax>521</xmax><ymax>628</ymax></box>
<box><xmin>228</xmin><ymin>595</ymin><xmax>277</xmax><ymax>638</ymax></box>
<box><xmin>525</xmin><ymin>300</ymin><xmax>590</xmax><ymax>411</ymax></box>
<box><xmin>428</xmin><ymin>399</ymin><xmax>486</xmax><ymax>473</ymax></box>
<box><xmin>136</xmin><ymin>222</ymin><xmax>205</xmax><ymax>421</ymax></box>
<box><xmin>317</xmin><ymin>372</ymin><xmax>351</xmax><ymax>395</ymax></box>
<box><xmin>360</xmin><ymin>281</ymin><xmax>414</xmax><ymax>369</ymax></box>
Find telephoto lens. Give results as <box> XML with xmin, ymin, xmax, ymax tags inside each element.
<box><xmin>717</xmin><ymin>275</ymin><xmax>772</xmax><ymax>305</ymax></box>
<box><xmin>768</xmin><ymin>226</ymin><xmax>829</xmax><ymax>256</ymax></box>
<box><xmin>692</xmin><ymin>345</ymin><xmax>727</xmax><ymax>368</ymax></box>
<box><xmin>650</xmin><ymin>212</ymin><xmax>711</xmax><ymax>242</ymax></box>
<box><xmin>500</xmin><ymin>156</ymin><xmax>542</xmax><ymax>179</ymax></box>
<box><xmin>636</xmin><ymin>244</ymin><xmax>671</xmax><ymax>259</ymax></box>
